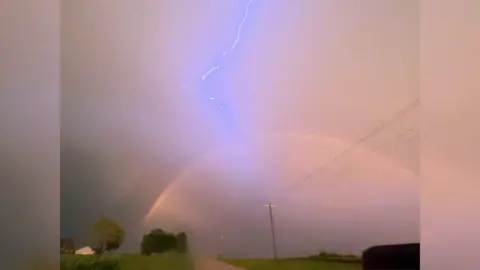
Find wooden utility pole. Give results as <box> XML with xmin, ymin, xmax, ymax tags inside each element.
<box><xmin>264</xmin><ymin>202</ymin><xmax>277</xmax><ymax>259</ymax></box>
<box><xmin>219</xmin><ymin>235</ymin><xmax>224</xmax><ymax>257</ymax></box>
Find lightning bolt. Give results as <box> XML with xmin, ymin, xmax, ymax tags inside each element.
<box><xmin>222</xmin><ymin>0</ymin><xmax>254</xmax><ymax>57</ymax></box>
<box><xmin>143</xmin><ymin>0</ymin><xmax>255</xmax><ymax>223</ymax></box>
<box><xmin>201</xmin><ymin>0</ymin><xmax>254</xmax><ymax>88</ymax></box>
<box><xmin>201</xmin><ymin>65</ymin><xmax>220</xmax><ymax>82</ymax></box>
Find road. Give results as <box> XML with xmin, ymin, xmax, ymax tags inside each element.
<box><xmin>194</xmin><ymin>256</ymin><xmax>246</xmax><ymax>270</ymax></box>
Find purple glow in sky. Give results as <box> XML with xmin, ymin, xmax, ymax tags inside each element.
<box><xmin>199</xmin><ymin>0</ymin><xmax>257</xmax><ymax>144</ymax></box>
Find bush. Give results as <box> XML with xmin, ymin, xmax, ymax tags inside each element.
<box><xmin>140</xmin><ymin>228</ymin><xmax>189</xmax><ymax>255</ymax></box>
<box><xmin>304</xmin><ymin>251</ymin><xmax>362</xmax><ymax>263</ymax></box>
<box><xmin>60</xmin><ymin>255</ymin><xmax>120</xmax><ymax>270</ymax></box>
<box><xmin>60</xmin><ymin>247</ymin><xmax>75</xmax><ymax>254</ymax></box>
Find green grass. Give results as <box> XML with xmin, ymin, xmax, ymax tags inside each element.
<box><xmin>60</xmin><ymin>253</ymin><xmax>194</xmax><ymax>270</ymax></box>
<box><xmin>223</xmin><ymin>258</ymin><xmax>362</xmax><ymax>270</ymax></box>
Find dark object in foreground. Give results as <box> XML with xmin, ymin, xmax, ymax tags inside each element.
<box><xmin>362</xmin><ymin>243</ymin><xmax>420</xmax><ymax>270</ymax></box>
<box><xmin>60</xmin><ymin>238</ymin><xmax>75</xmax><ymax>254</ymax></box>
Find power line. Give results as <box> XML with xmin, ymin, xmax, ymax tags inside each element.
<box><xmin>278</xmin><ymin>126</ymin><xmax>417</xmax><ymax>195</ymax></box>
<box><xmin>332</xmin><ymin>126</ymin><xmax>417</xmax><ymax>180</ymax></box>
<box><xmin>370</xmin><ymin>127</ymin><xmax>416</xmax><ymax>153</ymax></box>
<box><xmin>262</xmin><ymin>101</ymin><xmax>418</xmax><ymax>257</ymax></box>
<box><xmin>282</xmin><ymin>99</ymin><xmax>419</xmax><ymax>192</ymax></box>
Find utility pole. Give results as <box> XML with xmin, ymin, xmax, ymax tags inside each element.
<box><xmin>219</xmin><ymin>235</ymin><xmax>224</xmax><ymax>258</ymax></box>
<box><xmin>264</xmin><ymin>202</ymin><xmax>277</xmax><ymax>259</ymax></box>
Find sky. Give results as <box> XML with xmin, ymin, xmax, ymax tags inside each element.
<box><xmin>60</xmin><ymin>0</ymin><xmax>422</xmax><ymax>257</ymax></box>
<box><xmin>0</xmin><ymin>0</ymin><xmax>478</xmax><ymax>268</ymax></box>
<box><xmin>420</xmin><ymin>1</ymin><xmax>480</xmax><ymax>269</ymax></box>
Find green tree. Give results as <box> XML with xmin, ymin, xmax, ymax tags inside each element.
<box><xmin>86</xmin><ymin>217</ymin><xmax>125</xmax><ymax>254</ymax></box>
<box><xmin>140</xmin><ymin>228</ymin><xmax>177</xmax><ymax>255</ymax></box>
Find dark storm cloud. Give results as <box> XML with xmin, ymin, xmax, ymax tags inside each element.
<box><xmin>60</xmin><ymin>141</ymin><xmax>189</xmax><ymax>249</ymax></box>
<box><xmin>60</xmin><ymin>144</ymin><xmax>109</xmax><ymax>242</ymax></box>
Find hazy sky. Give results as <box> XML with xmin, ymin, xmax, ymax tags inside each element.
<box><xmin>1</xmin><ymin>0</ymin><xmax>478</xmax><ymax>268</ymax></box>
<box><xmin>61</xmin><ymin>0</ymin><xmax>420</xmax><ymax>256</ymax></box>
<box><xmin>420</xmin><ymin>1</ymin><xmax>480</xmax><ymax>269</ymax></box>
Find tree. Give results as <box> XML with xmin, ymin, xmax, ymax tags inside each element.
<box><xmin>86</xmin><ymin>217</ymin><xmax>125</xmax><ymax>254</ymax></box>
<box><xmin>176</xmin><ymin>232</ymin><xmax>189</xmax><ymax>253</ymax></box>
<box><xmin>140</xmin><ymin>228</ymin><xmax>178</xmax><ymax>255</ymax></box>
<box><xmin>60</xmin><ymin>237</ymin><xmax>75</xmax><ymax>254</ymax></box>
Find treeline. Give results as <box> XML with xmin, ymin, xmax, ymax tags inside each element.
<box><xmin>288</xmin><ymin>251</ymin><xmax>362</xmax><ymax>264</ymax></box>
<box><xmin>140</xmin><ymin>229</ymin><xmax>189</xmax><ymax>255</ymax></box>
<box><xmin>60</xmin><ymin>217</ymin><xmax>192</xmax><ymax>270</ymax></box>
<box><xmin>61</xmin><ymin>217</ymin><xmax>190</xmax><ymax>255</ymax></box>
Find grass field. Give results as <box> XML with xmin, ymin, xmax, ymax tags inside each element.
<box><xmin>223</xmin><ymin>258</ymin><xmax>362</xmax><ymax>270</ymax></box>
<box><xmin>60</xmin><ymin>253</ymin><xmax>361</xmax><ymax>270</ymax></box>
<box><xmin>60</xmin><ymin>253</ymin><xmax>194</xmax><ymax>270</ymax></box>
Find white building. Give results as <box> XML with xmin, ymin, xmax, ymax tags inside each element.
<box><xmin>75</xmin><ymin>246</ymin><xmax>95</xmax><ymax>255</ymax></box>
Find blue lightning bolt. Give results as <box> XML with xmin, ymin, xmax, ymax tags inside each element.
<box><xmin>201</xmin><ymin>0</ymin><xmax>254</xmax><ymax>88</ymax></box>
<box><xmin>222</xmin><ymin>0</ymin><xmax>253</xmax><ymax>57</ymax></box>
<box><xmin>199</xmin><ymin>0</ymin><xmax>255</xmax><ymax>140</ymax></box>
